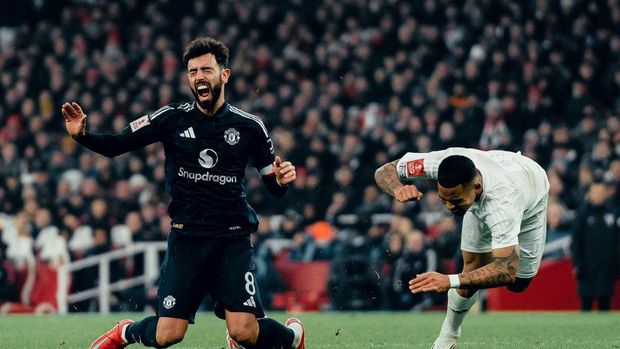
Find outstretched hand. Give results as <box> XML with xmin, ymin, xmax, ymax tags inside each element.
<box><xmin>61</xmin><ymin>102</ymin><xmax>87</xmax><ymax>137</ymax></box>
<box><xmin>393</xmin><ymin>185</ymin><xmax>424</xmax><ymax>202</ymax></box>
<box><xmin>274</xmin><ymin>156</ymin><xmax>296</xmax><ymax>186</ymax></box>
<box><xmin>409</xmin><ymin>272</ymin><xmax>451</xmax><ymax>293</ymax></box>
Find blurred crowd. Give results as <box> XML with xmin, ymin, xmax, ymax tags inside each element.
<box><xmin>0</xmin><ymin>0</ymin><xmax>619</xmax><ymax>312</ymax></box>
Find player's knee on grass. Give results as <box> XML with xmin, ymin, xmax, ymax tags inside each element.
<box><xmin>227</xmin><ymin>317</ymin><xmax>259</xmax><ymax>345</ymax></box>
<box><xmin>156</xmin><ymin>319</ymin><xmax>187</xmax><ymax>347</ymax></box>
<box><xmin>506</xmin><ymin>277</ymin><xmax>532</xmax><ymax>293</ymax></box>
<box><xmin>156</xmin><ymin>330</ymin><xmax>185</xmax><ymax>348</ymax></box>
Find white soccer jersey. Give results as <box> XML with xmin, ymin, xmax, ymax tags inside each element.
<box><xmin>396</xmin><ymin>148</ymin><xmax>549</xmax><ymax>277</ymax></box>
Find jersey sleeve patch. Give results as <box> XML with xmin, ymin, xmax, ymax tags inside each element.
<box><xmin>406</xmin><ymin>159</ymin><xmax>425</xmax><ymax>177</ymax></box>
<box><xmin>130</xmin><ymin>115</ymin><xmax>151</xmax><ymax>132</ymax></box>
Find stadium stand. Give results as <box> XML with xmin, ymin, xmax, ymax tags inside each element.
<box><xmin>0</xmin><ymin>0</ymin><xmax>619</xmax><ymax>312</ymax></box>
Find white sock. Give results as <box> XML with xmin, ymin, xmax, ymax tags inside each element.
<box><xmin>120</xmin><ymin>323</ymin><xmax>130</xmax><ymax>344</ymax></box>
<box><xmin>439</xmin><ymin>289</ymin><xmax>478</xmax><ymax>338</ymax></box>
<box><xmin>287</xmin><ymin>322</ymin><xmax>303</xmax><ymax>348</ymax></box>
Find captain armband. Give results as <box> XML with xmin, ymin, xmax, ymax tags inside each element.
<box><xmin>397</xmin><ymin>158</ymin><xmax>426</xmax><ymax>181</ymax></box>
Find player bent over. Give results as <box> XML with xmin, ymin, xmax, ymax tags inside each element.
<box><xmin>375</xmin><ymin>147</ymin><xmax>549</xmax><ymax>349</ymax></box>
<box><xmin>62</xmin><ymin>37</ymin><xmax>305</xmax><ymax>349</ymax></box>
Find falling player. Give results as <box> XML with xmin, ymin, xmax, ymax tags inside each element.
<box><xmin>375</xmin><ymin>147</ymin><xmax>548</xmax><ymax>348</ymax></box>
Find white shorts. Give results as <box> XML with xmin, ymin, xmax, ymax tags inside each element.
<box><xmin>460</xmin><ymin>195</ymin><xmax>548</xmax><ymax>278</ymax></box>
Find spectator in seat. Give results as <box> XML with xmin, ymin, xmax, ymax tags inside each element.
<box><xmin>328</xmin><ymin>234</ymin><xmax>381</xmax><ymax>310</ymax></box>
<box><xmin>571</xmin><ymin>182</ymin><xmax>619</xmax><ymax>311</ymax></box>
<box><xmin>0</xmin><ymin>248</ymin><xmax>19</xmax><ymax>310</ymax></box>
<box><xmin>391</xmin><ymin>230</ymin><xmax>437</xmax><ymax>310</ymax></box>
<box><xmin>4</xmin><ymin>212</ymin><xmax>35</xmax><ymax>305</ymax></box>
<box><xmin>543</xmin><ymin>202</ymin><xmax>572</xmax><ymax>260</ymax></box>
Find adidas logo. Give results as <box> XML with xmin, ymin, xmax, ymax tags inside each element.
<box><xmin>180</xmin><ymin>127</ymin><xmax>196</xmax><ymax>138</ymax></box>
<box><xmin>243</xmin><ymin>296</ymin><xmax>256</xmax><ymax>308</ymax></box>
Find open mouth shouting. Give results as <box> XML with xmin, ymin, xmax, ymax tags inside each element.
<box><xmin>196</xmin><ymin>83</ymin><xmax>211</xmax><ymax>100</ymax></box>
<box><xmin>192</xmin><ymin>78</ymin><xmax>222</xmax><ymax>112</ymax></box>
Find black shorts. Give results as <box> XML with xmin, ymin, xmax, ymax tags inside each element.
<box><xmin>156</xmin><ymin>229</ymin><xmax>265</xmax><ymax>323</ymax></box>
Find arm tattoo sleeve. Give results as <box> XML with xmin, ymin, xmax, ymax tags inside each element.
<box><xmin>374</xmin><ymin>160</ymin><xmax>403</xmax><ymax>197</ymax></box>
<box><xmin>459</xmin><ymin>247</ymin><xmax>520</xmax><ymax>289</ymax></box>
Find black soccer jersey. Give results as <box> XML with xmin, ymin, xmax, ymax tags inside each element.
<box><xmin>76</xmin><ymin>101</ymin><xmax>277</xmax><ymax>235</ymax></box>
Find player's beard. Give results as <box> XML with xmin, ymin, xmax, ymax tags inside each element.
<box><xmin>192</xmin><ymin>80</ymin><xmax>223</xmax><ymax>113</ymax></box>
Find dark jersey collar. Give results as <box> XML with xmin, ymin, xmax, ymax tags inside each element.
<box><xmin>195</xmin><ymin>102</ymin><xmax>229</xmax><ymax>119</ymax></box>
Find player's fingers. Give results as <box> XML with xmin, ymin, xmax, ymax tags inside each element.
<box><xmin>395</xmin><ymin>186</ymin><xmax>414</xmax><ymax>202</ymax></box>
<box><xmin>281</xmin><ymin>165</ymin><xmax>295</xmax><ymax>173</ymax></box>
<box><xmin>408</xmin><ymin>275</ymin><xmax>425</xmax><ymax>287</ymax></box>
<box><xmin>397</xmin><ymin>187</ymin><xmax>411</xmax><ymax>202</ymax></box>
<box><xmin>274</xmin><ymin>156</ymin><xmax>282</xmax><ymax>167</ymax></box>
<box><xmin>405</xmin><ymin>187</ymin><xmax>417</xmax><ymax>200</ymax></box>
<box><xmin>410</xmin><ymin>286</ymin><xmax>425</xmax><ymax>294</ymax></box>
<box><xmin>395</xmin><ymin>190</ymin><xmax>404</xmax><ymax>202</ymax></box>
<box><xmin>72</xmin><ymin>102</ymin><xmax>84</xmax><ymax>115</ymax></box>
<box><xmin>61</xmin><ymin>103</ymin><xmax>72</xmax><ymax>117</ymax></box>
<box><xmin>410</xmin><ymin>272</ymin><xmax>431</xmax><ymax>284</ymax></box>
<box><xmin>65</xmin><ymin>102</ymin><xmax>76</xmax><ymax>114</ymax></box>
<box><xmin>279</xmin><ymin>171</ymin><xmax>296</xmax><ymax>184</ymax></box>
<box><xmin>416</xmin><ymin>285</ymin><xmax>436</xmax><ymax>293</ymax></box>
<box><xmin>409</xmin><ymin>278</ymin><xmax>433</xmax><ymax>293</ymax></box>
<box><xmin>410</xmin><ymin>280</ymin><xmax>431</xmax><ymax>293</ymax></box>
<box><xmin>276</xmin><ymin>166</ymin><xmax>290</xmax><ymax>178</ymax></box>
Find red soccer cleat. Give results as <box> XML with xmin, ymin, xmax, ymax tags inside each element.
<box><xmin>285</xmin><ymin>318</ymin><xmax>305</xmax><ymax>349</ymax></box>
<box><xmin>89</xmin><ymin>319</ymin><xmax>134</xmax><ymax>349</ymax></box>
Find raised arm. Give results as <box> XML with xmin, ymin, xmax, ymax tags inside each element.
<box><xmin>62</xmin><ymin>102</ymin><xmax>87</xmax><ymax>137</ymax></box>
<box><xmin>260</xmin><ymin>156</ymin><xmax>295</xmax><ymax>198</ymax></box>
<box><xmin>375</xmin><ymin>159</ymin><xmax>424</xmax><ymax>202</ymax></box>
<box><xmin>374</xmin><ymin>160</ymin><xmax>402</xmax><ymax>196</ymax></box>
<box><xmin>62</xmin><ymin>102</ymin><xmax>161</xmax><ymax>157</ymax></box>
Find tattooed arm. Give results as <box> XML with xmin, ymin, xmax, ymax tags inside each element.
<box><xmin>458</xmin><ymin>245</ymin><xmax>520</xmax><ymax>289</ymax></box>
<box><xmin>374</xmin><ymin>160</ymin><xmax>424</xmax><ymax>202</ymax></box>
<box><xmin>409</xmin><ymin>245</ymin><xmax>520</xmax><ymax>293</ymax></box>
<box><xmin>374</xmin><ymin>160</ymin><xmax>402</xmax><ymax>196</ymax></box>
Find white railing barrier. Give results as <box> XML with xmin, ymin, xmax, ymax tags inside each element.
<box><xmin>57</xmin><ymin>242</ymin><xmax>167</xmax><ymax>314</ymax></box>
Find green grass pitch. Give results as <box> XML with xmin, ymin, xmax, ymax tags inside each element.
<box><xmin>0</xmin><ymin>311</ymin><xmax>618</xmax><ymax>348</ymax></box>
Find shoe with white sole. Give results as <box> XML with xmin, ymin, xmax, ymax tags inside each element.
<box><xmin>431</xmin><ymin>333</ymin><xmax>457</xmax><ymax>349</ymax></box>
<box><xmin>90</xmin><ymin>319</ymin><xmax>134</xmax><ymax>349</ymax></box>
<box><xmin>285</xmin><ymin>318</ymin><xmax>305</xmax><ymax>349</ymax></box>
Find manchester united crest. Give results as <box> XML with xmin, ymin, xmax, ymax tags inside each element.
<box><xmin>163</xmin><ymin>295</ymin><xmax>176</xmax><ymax>309</ymax></box>
<box><xmin>224</xmin><ymin>128</ymin><xmax>240</xmax><ymax>145</ymax></box>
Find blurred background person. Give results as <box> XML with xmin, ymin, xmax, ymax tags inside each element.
<box><xmin>571</xmin><ymin>182</ymin><xmax>619</xmax><ymax>311</ymax></box>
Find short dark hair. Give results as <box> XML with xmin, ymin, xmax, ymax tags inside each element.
<box><xmin>438</xmin><ymin>155</ymin><xmax>476</xmax><ymax>188</ymax></box>
<box><xmin>182</xmin><ymin>37</ymin><xmax>229</xmax><ymax>68</ymax></box>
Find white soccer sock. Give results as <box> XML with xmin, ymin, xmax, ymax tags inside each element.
<box><xmin>287</xmin><ymin>322</ymin><xmax>303</xmax><ymax>348</ymax></box>
<box><xmin>439</xmin><ymin>289</ymin><xmax>478</xmax><ymax>338</ymax></box>
<box><xmin>121</xmin><ymin>323</ymin><xmax>130</xmax><ymax>344</ymax></box>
